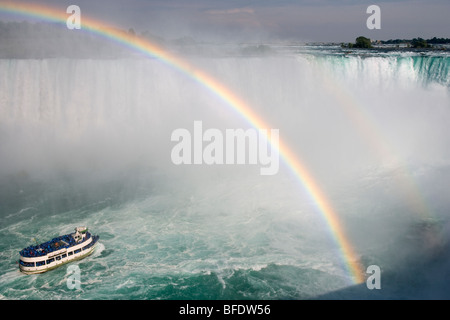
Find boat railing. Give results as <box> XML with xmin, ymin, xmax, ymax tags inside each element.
<box><xmin>20</xmin><ymin>232</ymin><xmax>92</xmax><ymax>258</ymax></box>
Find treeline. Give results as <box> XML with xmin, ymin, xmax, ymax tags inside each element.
<box><xmin>344</xmin><ymin>36</ymin><xmax>372</xmax><ymax>48</ymax></box>
<box><xmin>342</xmin><ymin>36</ymin><xmax>449</xmax><ymax>50</ymax></box>
<box><xmin>381</xmin><ymin>37</ymin><xmax>450</xmax><ymax>45</ymax></box>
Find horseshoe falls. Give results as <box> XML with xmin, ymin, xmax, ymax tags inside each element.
<box><xmin>0</xmin><ymin>46</ymin><xmax>449</xmax><ymax>300</ymax></box>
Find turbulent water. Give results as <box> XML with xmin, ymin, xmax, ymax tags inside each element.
<box><xmin>1</xmin><ymin>44</ymin><xmax>450</xmax><ymax>299</ymax></box>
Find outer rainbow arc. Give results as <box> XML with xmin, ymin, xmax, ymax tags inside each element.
<box><xmin>0</xmin><ymin>1</ymin><xmax>365</xmax><ymax>284</ymax></box>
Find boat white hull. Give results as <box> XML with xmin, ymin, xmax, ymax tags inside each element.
<box><xmin>19</xmin><ymin>237</ymin><xmax>98</xmax><ymax>274</ymax></box>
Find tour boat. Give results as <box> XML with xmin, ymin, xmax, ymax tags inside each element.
<box><xmin>19</xmin><ymin>226</ymin><xmax>99</xmax><ymax>274</ymax></box>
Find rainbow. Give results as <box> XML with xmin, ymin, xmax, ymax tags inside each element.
<box><xmin>314</xmin><ymin>60</ymin><xmax>432</xmax><ymax>221</ymax></box>
<box><xmin>0</xmin><ymin>1</ymin><xmax>365</xmax><ymax>284</ymax></box>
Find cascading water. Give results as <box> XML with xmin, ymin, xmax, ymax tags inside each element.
<box><xmin>0</xmin><ymin>45</ymin><xmax>449</xmax><ymax>299</ymax></box>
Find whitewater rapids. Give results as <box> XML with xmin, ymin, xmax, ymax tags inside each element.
<box><xmin>0</xmin><ymin>47</ymin><xmax>449</xmax><ymax>299</ymax></box>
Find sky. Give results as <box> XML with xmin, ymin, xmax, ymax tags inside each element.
<box><xmin>0</xmin><ymin>0</ymin><xmax>449</xmax><ymax>42</ymax></box>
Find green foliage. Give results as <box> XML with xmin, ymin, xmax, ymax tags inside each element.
<box><xmin>411</xmin><ymin>37</ymin><xmax>429</xmax><ymax>48</ymax></box>
<box><xmin>380</xmin><ymin>37</ymin><xmax>449</xmax><ymax>45</ymax></box>
<box><xmin>428</xmin><ymin>37</ymin><xmax>450</xmax><ymax>44</ymax></box>
<box><xmin>354</xmin><ymin>36</ymin><xmax>373</xmax><ymax>48</ymax></box>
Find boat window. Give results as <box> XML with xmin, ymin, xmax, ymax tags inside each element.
<box><xmin>46</xmin><ymin>258</ymin><xmax>55</xmax><ymax>264</ymax></box>
<box><xmin>20</xmin><ymin>260</ymin><xmax>34</xmax><ymax>267</ymax></box>
<box><xmin>36</xmin><ymin>260</ymin><xmax>46</xmax><ymax>267</ymax></box>
<box><xmin>68</xmin><ymin>251</ymin><xmax>73</xmax><ymax>256</ymax></box>
<box><xmin>56</xmin><ymin>256</ymin><xmax>61</xmax><ymax>260</ymax></box>
<box><xmin>74</xmin><ymin>249</ymin><xmax>81</xmax><ymax>254</ymax></box>
<box><xmin>62</xmin><ymin>254</ymin><xmax>67</xmax><ymax>258</ymax></box>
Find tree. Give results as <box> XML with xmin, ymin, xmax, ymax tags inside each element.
<box><xmin>354</xmin><ymin>36</ymin><xmax>373</xmax><ymax>48</ymax></box>
<box><xmin>411</xmin><ymin>37</ymin><xmax>429</xmax><ymax>48</ymax></box>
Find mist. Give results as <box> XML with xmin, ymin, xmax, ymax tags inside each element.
<box><xmin>1</xmin><ymin>21</ymin><xmax>450</xmax><ymax>298</ymax></box>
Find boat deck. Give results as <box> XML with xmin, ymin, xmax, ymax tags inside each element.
<box><xmin>20</xmin><ymin>232</ymin><xmax>90</xmax><ymax>258</ymax></box>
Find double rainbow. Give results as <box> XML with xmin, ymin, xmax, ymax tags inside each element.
<box><xmin>0</xmin><ymin>1</ymin><xmax>365</xmax><ymax>284</ymax></box>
